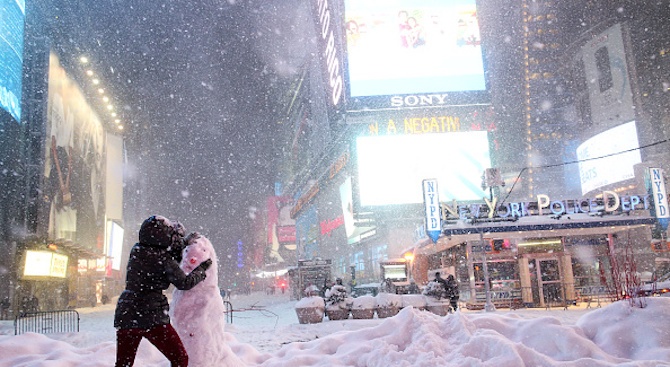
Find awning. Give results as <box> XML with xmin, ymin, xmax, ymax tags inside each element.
<box><xmin>441</xmin><ymin>214</ymin><xmax>657</xmax><ymax>240</ymax></box>
<box><xmin>254</xmin><ymin>269</ymin><xmax>289</xmax><ymax>279</ymax></box>
<box><xmin>54</xmin><ymin>240</ymin><xmax>105</xmax><ymax>259</ymax></box>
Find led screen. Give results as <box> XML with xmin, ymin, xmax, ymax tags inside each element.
<box><xmin>356</xmin><ymin>131</ymin><xmax>491</xmax><ymax>206</ymax></box>
<box><xmin>107</xmin><ymin>221</ymin><xmax>124</xmax><ymax>271</ymax></box>
<box><xmin>344</xmin><ymin>0</ymin><xmax>485</xmax><ymax>98</ymax></box>
<box><xmin>382</xmin><ymin>264</ymin><xmax>407</xmax><ymax>280</ymax></box>
<box><xmin>577</xmin><ymin>121</ymin><xmax>641</xmax><ymax>195</ymax></box>
<box><xmin>23</xmin><ymin>251</ymin><xmax>52</xmax><ymax>277</ymax></box>
<box><xmin>23</xmin><ymin>250</ymin><xmax>68</xmax><ymax>278</ymax></box>
<box><xmin>0</xmin><ymin>0</ymin><xmax>25</xmax><ymax>122</ymax></box>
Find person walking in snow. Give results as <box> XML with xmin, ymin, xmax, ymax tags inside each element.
<box><xmin>113</xmin><ymin>215</ymin><xmax>212</xmax><ymax>367</ymax></box>
<box><xmin>445</xmin><ymin>274</ymin><xmax>460</xmax><ymax>311</ymax></box>
<box><xmin>434</xmin><ymin>272</ymin><xmax>449</xmax><ymax>296</ymax></box>
<box><xmin>407</xmin><ymin>279</ymin><xmax>421</xmax><ymax>294</ymax></box>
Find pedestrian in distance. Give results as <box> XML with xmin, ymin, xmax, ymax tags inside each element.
<box><xmin>113</xmin><ymin>215</ymin><xmax>212</xmax><ymax>367</ymax></box>
<box><xmin>434</xmin><ymin>272</ymin><xmax>449</xmax><ymax>296</ymax></box>
<box><xmin>0</xmin><ymin>297</ymin><xmax>9</xmax><ymax>320</ymax></box>
<box><xmin>407</xmin><ymin>279</ymin><xmax>421</xmax><ymax>294</ymax></box>
<box><xmin>445</xmin><ymin>274</ymin><xmax>460</xmax><ymax>311</ymax></box>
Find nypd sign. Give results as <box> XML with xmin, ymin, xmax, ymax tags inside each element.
<box><xmin>422</xmin><ymin>179</ymin><xmax>441</xmax><ymax>243</ymax></box>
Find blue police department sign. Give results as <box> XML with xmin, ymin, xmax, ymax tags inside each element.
<box><xmin>649</xmin><ymin>168</ymin><xmax>669</xmax><ymax>230</ymax></box>
<box><xmin>422</xmin><ymin>179</ymin><xmax>441</xmax><ymax>243</ymax></box>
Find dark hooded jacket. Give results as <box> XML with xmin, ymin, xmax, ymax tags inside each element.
<box><xmin>113</xmin><ymin>216</ymin><xmax>209</xmax><ymax>330</ymax></box>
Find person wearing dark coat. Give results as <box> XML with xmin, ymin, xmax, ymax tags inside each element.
<box><xmin>445</xmin><ymin>274</ymin><xmax>460</xmax><ymax>311</ymax></box>
<box><xmin>434</xmin><ymin>272</ymin><xmax>449</xmax><ymax>296</ymax></box>
<box><xmin>114</xmin><ymin>215</ymin><xmax>212</xmax><ymax>367</ymax></box>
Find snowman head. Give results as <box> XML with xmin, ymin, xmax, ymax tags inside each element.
<box><xmin>181</xmin><ymin>232</ymin><xmax>218</xmax><ymax>286</ymax></box>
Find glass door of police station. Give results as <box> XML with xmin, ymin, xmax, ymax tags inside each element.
<box><xmin>529</xmin><ymin>257</ymin><xmax>564</xmax><ymax>307</ymax></box>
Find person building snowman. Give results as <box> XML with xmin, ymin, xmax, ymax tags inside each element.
<box><xmin>113</xmin><ymin>215</ymin><xmax>212</xmax><ymax>367</ymax></box>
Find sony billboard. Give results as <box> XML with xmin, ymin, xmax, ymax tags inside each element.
<box><xmin>342</xmin><ymin>0</ymin><xmax>489</xmax><ymax>114</ymax></box>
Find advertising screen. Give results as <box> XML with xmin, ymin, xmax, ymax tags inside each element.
<box><xmin>344</xmin><ymin>0</ymin><xmax>487</xmax><ymax>110</ymax></box>
<box><xmin>45</xmin><ymin>52</ymin><xmax>107</xmax><ymax>250</ymax></box>
<box><xmin>577</xmin><ymin>121</ymin><xmax>641</xmax><ymax>195</ymax></box>
<box><xmin>356</xmin><ymin>131</ymin><xmax>491</xmax><ymax>206</ymax></box>
<box><xmin>107</xmin><ymin>221</ymin><xmax>124</xmax><ymax>271</ymax></box>
<box><xmin>23</xmin><ymin>250</ymin><xmax>68</xmax><ymax>278</ymax></box>
<box><xmin>0</xmin><ymin>0</ymin><xmax>26</xmax><ymax>122</ymax></box>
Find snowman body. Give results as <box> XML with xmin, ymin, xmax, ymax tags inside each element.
<box><xmin>170</xmin><ymin>235</ymin><xmax>242</xmax><ymax>367</ymax></box>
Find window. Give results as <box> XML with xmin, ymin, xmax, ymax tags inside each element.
<box><xmin>595</xmin><ymin>46</ymin><xmax>613</xmax><ymax>92</ymax></box>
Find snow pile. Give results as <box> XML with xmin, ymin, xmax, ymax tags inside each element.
<box><xmin>351</xmin><ymin>295</ymin><xmax>376</xmax><ymax>310</ymax></box>
<box><xmin>295</xmin><ymin>296</ymin><xmax>326</xmax><ymax>309</ymax></box>
<box><xmin>0</xmin><ymin>295</ymin><xmax>669</xmax><ymax>366</ymax></box>
<box><xmin>401</xmin><ymin>294</ymin><xmax>427</xmax><ymax>309</ymax></box>
<box><xmin>375</xmin><ymin>293</ymin><xmax>402</xmax><ymax>308</ymax></box>
<box><xmin>259</xmin><ymin>298</ymin><xmax>670</xmax><ymax>367</ymax></box>
<box><xmin>576</xmin><ymin>299</ymin><xmax>670</xmax><ymax>361</ymax></box>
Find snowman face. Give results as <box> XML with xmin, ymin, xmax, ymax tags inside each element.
<box><xmin>181</xmin><ymin>237</ymin><xmax>213</xmax><ymax>273</ymax></box>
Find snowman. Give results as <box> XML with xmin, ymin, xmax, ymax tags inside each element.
<box><xmin>170</xmin><ymin>233</ymin><xmax>244</xmax><ymax>367</ymax></box>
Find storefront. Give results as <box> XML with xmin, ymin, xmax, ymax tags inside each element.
<box><xmin>419</xmin><ymin>213</ymin><xmax>658</xmax><ymax>309</ymax></box>
<box><xmin>8</xmin><ymin>239</ymin><xmax>105</xmax><ymax>317</ymax></box>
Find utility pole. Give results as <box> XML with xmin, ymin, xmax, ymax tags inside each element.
<box><xmin>479</xmin><ymin>229</ymin><xmax>495</xmax><ymax>312</ymax></box>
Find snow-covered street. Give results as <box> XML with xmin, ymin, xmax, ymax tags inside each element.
<box><xmin>1</xmin><ymin>291</ymin><xmax>669</xmax><ymax>366</ymax></box>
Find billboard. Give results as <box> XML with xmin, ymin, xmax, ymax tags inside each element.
<box><xmin>355</xmin><ymin>131</ymin><xmax>491</xmax><ymax>206</ymax></box>
<box><xmin>23</xmin><ymin>250</ymin><xmax>68</xmax><ymax>278</ymax></box>
<box><xmin>344</xmin><ymin>0</ymin><xmax>488</xmax><ymax>111</ymax></box>
<box><xmin>296</xmin><ymin>205</ymin><xmax>320</xmax><ymax>259</ymax></box>
<box><xmin>569</xmin><ymin>23</ymin><xmax>635</xmax><ymax>128</ymax></box>
<box><xmin>266</xmin><ymin>196</ymin><xmax>297</xmax><ymax>263</ymax></box>
<box><xmin>312</xmin><ymin>0</ymin><xmax>346</xmax><ymax>121</ymax></box>
<box><xmin>107</xmin><ymin>221</ymin><xmax>124</xmax><ymax>271</ymax></box>
<box><xmin>0</xmin><ymin>0</ymin><xmax>25</xmax><ymax>122</ymax></box>
<box><xmin>44</xmin><ymin>52</ymin><xmax>107</xmax><ymax>251</ymax></box>
<box><xmin>105</xmin><ymin>133</ymin><xmax>124</xmax><ymax>221</ymax></box>
<box><xmin>577</xmin><ymin>121</ymin><xmax>641</xmax><ymax>195</ymax></box>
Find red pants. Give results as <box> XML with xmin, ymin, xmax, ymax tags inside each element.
<box><xmin>115</xmin><ymin>324</ymin><xmax>188</xmax><ymax>367</ymax></box>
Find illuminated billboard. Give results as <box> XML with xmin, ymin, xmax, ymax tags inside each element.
<box><xmin>23</xmin><ymin>250</ymin><xmax>68</xmax><ymax>278</ymax></box>
<box><xmin>44</xmin><ymin>52</ymin><xmax>107</xmax><ymax>250</ymax></box>
<box><xmin>107</xmin><ymin>221</ymin><xmax>124</xmax><ymax>271</ymax></box>
<box><xmin>0</xmin><ymin>0</ymin><xmax>25</xmax><ymax>122</ymax></box>
<box><xmin>312</xmin><ymin>0</ymin><xmax>346</xmax><ymax>121</ymax></box>
<box><xmin>344</xmin><ymin>0</ymin><xmax>487</xmax><ymax>111</ymax></box>
<box><xmin>355</xmin><ymin>131</ymin><xmax>491</xmax><ymax>206</ymax></box>
<box><xmin>577</xmin><ymin>121</ymin><xmax>641</xmax><ymax>195</ymax></box>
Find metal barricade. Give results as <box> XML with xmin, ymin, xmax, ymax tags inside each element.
<box><xmin>542</xmin><ymin>283</ymin><xmax>566</xmax><ymax>310</ymax></box>
<box><xmin>14</xmin><ymin>310</ymin><xmax>80</xmax><ymax>335</ymax></box>
<box><xmin>470</xmin><ymin>287</ymin><xmax>524</xmax><ymax>309</ymax></box>
<box><xmin>224</xmin><ymin>300</ymin><xmax>233</xmax><ymax>324</ymax></box>
<box><xmin>575</xmin><ymin>285</ymin><xmax>611</xmax><ymax>308</ymax></box>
